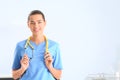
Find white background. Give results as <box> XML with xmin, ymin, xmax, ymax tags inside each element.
<box><xmin>0</xmin><ymin>0</ymin><xmax>120</xmax><ymax>80</ymax></box>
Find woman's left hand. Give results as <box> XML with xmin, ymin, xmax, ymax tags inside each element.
<box><xmin>44</xmin><ymin>52</ymin><xmax>53</xmax><ymax>69</ymax></box>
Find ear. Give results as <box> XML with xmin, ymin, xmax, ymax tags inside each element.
<box><xmin>44</xmin><ymin>20</ymin><xmax>47</xmax><ymax>27</ymax></box>
<box><xmin>27</xmin><ymin>21</ymin><xmax>30</xmax><ymax>28</ymax></box>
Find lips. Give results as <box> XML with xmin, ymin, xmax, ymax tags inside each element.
<box><xmin>33</xmin><ymin>28</ymin><xmax>40</xmax><ymax>32</ymax></box>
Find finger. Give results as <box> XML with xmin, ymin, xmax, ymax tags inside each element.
<box><xmin>22</xmin><ymin>60</ymin><xmax>29</xmax><ymax>65</ymax></box>
<box><xmin>23</xmin><ymin>53</ymin><xmax>29</xmax><ymax>57</ymax></box>
<box><xmin>44</xmin><ymin>52</ymin><xmax>50</xmax><ymax>55</ymax></box>
<box><xmin>22</xmin><ymin>57</ymin><xmax>29</xmax><ymax>62</ymax></box>
<box><xmin>23</xmin><ymin>61</ymin><xmax>27</xmax><ymax>64</ymax></box>
<box><xmin>23</xmin><ymin>54</ymin><xmax>29</xmax><ymax>60</ymax></box>
<box><xmin>44</xmin><ymin>55</ymin><xmax>52</xmax><ymax>61</ymax></box>
<box><xmin>24</xmin><ymin>54</ymin><xmax>29</xmax><ymax>58</ymax></box>
<box><xmin>44</xmin><ymin>55</ymin><xmax>49</xmax><ymax>59</ymax></box>
<box><xmin>44</xmin><ymin>53</ymin><xmax>49</xmax><ymax>57</ymax></box>
<box><xmin>44</xmin><ymin>54</ymin><xmax>51</xmax><ymax>59</ymax></box>
<box><xmin>46</xmin><ymin>57</ymin><xmax>52</xmax><ymax>60</ymax></box>
<box><xmin>45</xmin><ymin>53</ymin><xmax>51</xmax><ymax>57</ymax></box>
<box><xmin>22</xmin><ymin>57</ymin><xmax>29</xmax><ymax>63</ymax></box>
<box><xmin>45</xmin><ymin>57</ymin><xmax>52</xmax><ymax>63</ymax></box>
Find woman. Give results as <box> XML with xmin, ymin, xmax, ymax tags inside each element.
<box><xmin>12</xmin><ymin>10</ymin><xmax>63</xmax><ymax>80</ymax></box>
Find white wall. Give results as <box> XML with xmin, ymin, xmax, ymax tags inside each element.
<box><xmin>0</xmin><ymin>0</ymin><xmax>120</xmax><ymax>80</ymax></box>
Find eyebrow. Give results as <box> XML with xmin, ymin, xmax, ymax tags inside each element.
<box><xmin>30</xmin><ymin>20</ymin><xmax>44</xmax><ymax>22</ymax></box>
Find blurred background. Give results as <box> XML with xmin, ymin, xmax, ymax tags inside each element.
<box><xmin>0</xmin><ymin>0</ymin><xmax>120</xmax><ymax>80</ymax></box>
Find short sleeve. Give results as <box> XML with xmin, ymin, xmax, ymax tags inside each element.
<box><xmin>12</xmin><ymin>44</ymin><xmax>22</xmax><ymax>70</ymax></box>
<box><xmin>53</xmin><ymin>44</ymin><xmax>63</xmax><ymax>70</ymax></box>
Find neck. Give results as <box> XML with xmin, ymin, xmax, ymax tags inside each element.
<box><xmin>31</xmin><ymin>34</ymin><xmax>45</xmax><ymax>45</ymax></box>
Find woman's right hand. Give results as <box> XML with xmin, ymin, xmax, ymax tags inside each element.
<box><xmin>20</xmin><ymin>54</ymin><xmax>29</xmax><ymax>71</ymax></box>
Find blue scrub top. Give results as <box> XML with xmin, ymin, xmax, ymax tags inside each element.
<box><xmin>12</xmin><ymin>39</ymin><xmax>63</xmax><ymax>80</ymax></box>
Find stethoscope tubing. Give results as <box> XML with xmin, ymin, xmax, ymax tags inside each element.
<box><xmin>24</xmin><ymin>35</ymin><xmax>49</xmax><ymax>59</ymax></box>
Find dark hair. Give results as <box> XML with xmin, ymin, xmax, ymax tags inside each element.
<box><xmin>28</xmin><ymin>10</ymin><xmax>45</xmax><ymax>21</ymax></box>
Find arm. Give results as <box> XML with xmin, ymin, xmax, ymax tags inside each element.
<box><xmin>44</xmin><ymin>53</ymin><xmax>62</xmax><ymax>79</ymax></box>
<box><xmin>48</xmin><ymin>65</ymin><xmax>62</xmax><ymax>79</ymax></box>
<box><xmin>12</xmin><ymin>67</ymin><xmax>26</xmax><ymax>80</ymax></box>
<box><xmin>12</xmin><ymin>54</ymin><xmax>29</xmax><ymax>80</ymax></box>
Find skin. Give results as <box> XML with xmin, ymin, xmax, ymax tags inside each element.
<box><xmin>12</xmin><ymin>14</ymin><xmax>62</xmax><ymax>80</ymax></box>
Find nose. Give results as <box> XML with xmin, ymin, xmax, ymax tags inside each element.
<box><xmin>34</xmin><ymin>22</ymin><xmax>39</xmax><ymax>28</ymax></box>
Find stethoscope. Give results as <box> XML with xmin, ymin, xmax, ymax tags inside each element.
<box><xmin>24</xmin><ymin>35</ymin><xmax>49</xmax><ymax>60</ymax></box>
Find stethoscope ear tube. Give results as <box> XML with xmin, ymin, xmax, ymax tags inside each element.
<box><xmin>24</xmin><ymin>35</ymin><xmax>49</xmax><ymax>52</ymax></box>
<box><xmin>24</xmin><ymin>37</ymin><xmax>34</xmax><ymax>50</ymax></box>
<box><xmin>44</xmin><ymin>36</ymin><xmax>49</xmax><ymax>53</ymax></box>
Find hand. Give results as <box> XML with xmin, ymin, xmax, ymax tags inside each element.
<box><xmin>20</xmin><ymin>54</ymin><xmax>29</xmax><ymax>71</ymax></box>
<box><xmin>44</xmin><ymin>52</ymin><xmax>53</xmax><ymax>69</ymax></box>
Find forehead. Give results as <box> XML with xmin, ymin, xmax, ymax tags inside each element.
<box><xmin>29</xmin><ymin>14</ymin><xmax>43</xmax><ymax>21</ymax></box>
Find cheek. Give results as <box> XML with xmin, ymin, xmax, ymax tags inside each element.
<box><xmin>28</xmin><ymin>25</ymin><xmax>33</xmax><ymax>30</ymax></box>
<box><xmin>41</xmin><ymin>26</ymin><xmax>45</xmax><ymax>31</ymax></box>
<box><xmin>40</xmin><ymin>24</ymin><xmax>45</xmax><ymax>29</ymax></box>
<box><xmin>42</xmin><ymin>24</ymin><xmax>46</xmax><ymax>28</ymax></box>
<box><xmin>28</xmin><ymin>25</ymin><xmax>32</xmax><ymax>30</ymax></box>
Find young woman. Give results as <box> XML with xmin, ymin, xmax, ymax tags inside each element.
<box><xmin>12</xmin><ymin>10</ymin><xmax>63</xmax><ymax>80</ymax></box>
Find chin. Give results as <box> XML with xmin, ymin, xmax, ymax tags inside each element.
<box><xmin>33</xmin><ymin>32</ymin><xmax>42</xmax><ymax>35</ymax></box>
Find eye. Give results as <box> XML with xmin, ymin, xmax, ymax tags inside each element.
<box><xmin>38</xmin><ymin>21</ymin><xmax>42</xmax><ymax>24</ymax></box>
<box><xmin>30</xmin><ymin>22</ymin><xmax>35</xmax><ymax>25</ymax></box>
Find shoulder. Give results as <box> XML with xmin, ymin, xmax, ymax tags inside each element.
<box><xmin>16</xmin><ymin>39</ymin><xmax>27</xmax><ymax>49</ymax></box>
<box><xmin>48</xmin><ymin>39</ymin><xmax>59</xmax><ymax>47</ymax></box>
<box><xmin>47</xmin><ymin>39</ymin><xmax>61</xmax><ymax>52</ymax></box>
<box><xmin>48</xmin><ymin>39</ymin><xmax>61</xmax><ymax>55</ymax></box>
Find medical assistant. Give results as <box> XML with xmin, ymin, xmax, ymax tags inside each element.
<box><xmin>12</xmin><ymin>38</ymin><xmax>63</xmax><ymax>80</ymax></box>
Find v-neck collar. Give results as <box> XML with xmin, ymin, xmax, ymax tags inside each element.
<box><xmin>29</xmin><ymin>40</ymin><xmax>45</xmax><ymax>50</ymax></box>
